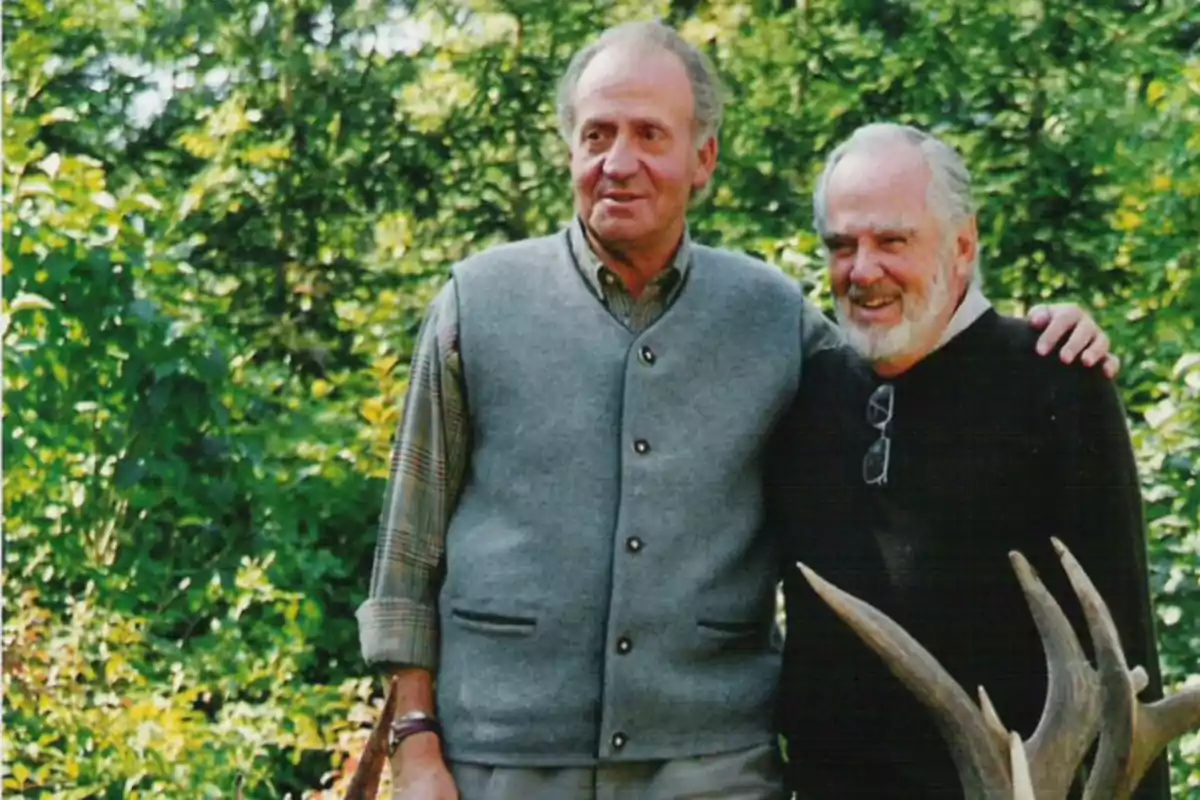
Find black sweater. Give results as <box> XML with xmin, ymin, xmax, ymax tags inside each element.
<box><xmin>767</xmin><ymin>310</ymin><xmax>1168</xmax><ymax>799</ymax></box>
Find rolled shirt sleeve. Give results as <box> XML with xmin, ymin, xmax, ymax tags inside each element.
<box><xmin>356</xmin><ymin>280</ymin><xmax>469</xmax><ymax>672</ymax></box>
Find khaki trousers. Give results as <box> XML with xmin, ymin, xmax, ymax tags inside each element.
<box><xmin>449</xmin><ymin>742</ymin><xmax>784</xmax><ymax>800</ymax></box>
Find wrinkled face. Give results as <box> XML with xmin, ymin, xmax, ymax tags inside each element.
<box><xmin>569</xmin><ymin>44</ymin><xmax>717</xmax><ymax>256</ymax></box>
<box><xmin>822</xmin><ymin>144</ymin><xmax>974</xmax><ymax>372</ymax></box>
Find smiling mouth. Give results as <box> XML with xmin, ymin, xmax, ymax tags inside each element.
<box><xmin>854</xmin><ymin>296</ymin><xmax>900</xmax><ymax>310</ymax></box>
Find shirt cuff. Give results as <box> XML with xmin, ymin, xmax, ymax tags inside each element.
<box><xmin>356</xmin><ymin>597</ymin><xmax>439</xmax><ymax>673</ymax></box>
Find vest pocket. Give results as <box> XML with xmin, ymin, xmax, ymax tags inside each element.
<box><xmin>450</xmin><ymin>606</ymin><xmax>537</xmax><ymax>636</ymax></box>
<box><xmin>695</xmin><ymin>592</ymin><xmax>774</xmax><ymax>649</ymax></box>
<box><xmin>697</xmin><ymin>619</ymin><xmax>762</xmax><ymax>634</ymax></box>
<box><xmin>696</xmin><ymin>618</ymin><xmax>766</xmax><ymax>647</ymax></box>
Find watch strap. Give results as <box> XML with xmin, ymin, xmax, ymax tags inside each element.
<box><xmin>389</xmin><ymin>713</ymin><xmax>443</xmax><ymax>754</ymax></box>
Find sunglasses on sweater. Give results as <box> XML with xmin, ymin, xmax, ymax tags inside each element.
<box><xmin>863</xmin><ymin>383</ymin><xmax>894</xmax><ymax>486</ymax></box>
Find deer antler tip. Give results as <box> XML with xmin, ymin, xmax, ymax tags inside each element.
<box><xmin>1008</xmin><ymin>549</ymin><xmax>1035</xmax><ymax>576</ymax></box>
<box><xmin>1130</xmin><ymin>665</ymin><xmax>1149</xmax><ymax>694</ymax></box>
<box><xmin>977</xmin><ymin>684</ymin><xmax>1012</xmax><ymax>743</ymax></box>
<box><xmin>1010</xmin><ymin>731</ymin><xmax>1036</xmax><ymax>800</ymax></box>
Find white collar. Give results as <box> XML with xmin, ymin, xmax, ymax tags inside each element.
<box><xmin>933</xmin><ymin>286</ymin><xmax>992</xmax><ymax>351</ymax></box>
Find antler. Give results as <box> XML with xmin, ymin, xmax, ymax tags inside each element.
<box><xmin>797</xmin><ymin>564</ymin><xmax>1014</xmax><ymax>798</ymax></box>
<box><xmin>799</xmin><ymin>537</ymin><xmax>1200</xmax><ymax>799</ymax></box>
<box><xmin>344</xmin><ymin>675</ymin><xmax>399</xmax><ymax>800</ymax></box>
<box><xmin>1051</xmin><ymin>538</ymin><xmax>1200</xmax><ymax>799</ymax></box>
<box><xmin>798</xmin><ymin>548</ymin><xmax>1102</xmax><ymax>798</ymax></box>
<box><xmin>1009</xmin><ymin>549</ymin><xmax>1100</xmax><ymax>798</ymax></box>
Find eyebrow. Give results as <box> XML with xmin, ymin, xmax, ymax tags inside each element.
<box><xmin>580</xmin><ymin>115</ymin><xmax>670</xmax><ymax>131</ymax></box>
<box><xmin>823</xmin><ymin>225</ymin><xmax>918</xmax><ymax>246</ymax></box>
<box><xmin>876</xmin><ymin>226</ymin><xmax>917</xmax><ymax>237</ymax></box>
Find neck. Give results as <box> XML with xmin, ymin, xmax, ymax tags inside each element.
<box><xmin>949</xmin><ymin>281</ymin><xmax>971</xmax><ymax>318</ymax></box>
<box><xmin>584</xmin><ymin>220</ymin><xmax>683</xmax><ymax>299</ymax></box>
<box><xmin>872</xmin><ymin>350</ymin><xmax>927</xmax><ymax>379</ymax></box>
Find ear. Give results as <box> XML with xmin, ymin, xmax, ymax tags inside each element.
<box><xmin>954</xmin><ymin>216</ymin><xmax>979</xmax><ymax>282</ymax></box>
<box><xmin>692</xmin><ymin>135</ymin><xmax>719</xmax><ymax>192</ymax></box>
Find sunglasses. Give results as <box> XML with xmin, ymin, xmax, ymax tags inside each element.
<box><xmin>863</xmin><ymin>383</ymin><xmax>894</xmax><ymax>486</ymax></box>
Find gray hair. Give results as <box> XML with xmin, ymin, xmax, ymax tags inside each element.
<box><xmin>812</xmin><ymin>123</ymin><xmax>980</xmax><ymax>283</ymax></box>
<box><xmin>555</xmin><ymin>21</ymin><xmax>726</xmax><ymax>145</ymax></box>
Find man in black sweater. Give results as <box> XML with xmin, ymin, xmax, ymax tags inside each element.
<box><xmin>768</xmin><ymin>123</ymin><xmax>1168</xmax><ymax>798</ymax></box>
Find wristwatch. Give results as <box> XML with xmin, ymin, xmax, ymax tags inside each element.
<box><xmin>388</xmin><ymin>710</ymin><xmax>443</xmax><ymax>755</ymax></box>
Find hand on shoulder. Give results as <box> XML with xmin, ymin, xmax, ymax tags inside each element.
<box><xmin>1026</xmin><ymin>303</ymin><xmax>1120</xmax><ymax>379</ymax></box>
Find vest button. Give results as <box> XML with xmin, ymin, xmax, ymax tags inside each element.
<box><xmin>633</xmin><ymin>439</ymin><xmax>650</xmax><ymax>455</ymax></box>
<box><xmin>626</xmin><ymin>537</ymin><xmax>643</xmax><ymax>553</ymax></box>
<box><xmin>616</xmin><ymin>636</ymin><xmax>632</xmax><ymax>654</ymax></box>
<box><xmin>639</xmin><ymin>345</ymin><xmax>656</xmax><ymax>365</ymax></box>
<box><xmin>611</xmin><ymin>732</ymin><xmax>627</xmax><ymax>749</ymax></box>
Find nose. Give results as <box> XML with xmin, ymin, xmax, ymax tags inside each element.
<box><xmin>848</xmin><ymin>243</ymin><xmax>884</xmax><ymax>284</ymax></box>
<box><xmin>602</xmin><ymin>133</ymin><xmax>638</xmax><ymax>180</ymax></box>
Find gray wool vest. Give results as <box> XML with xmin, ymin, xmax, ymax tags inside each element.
<box><xmin>437</xmin><ymin>229</ymin><xmax>804</xmax><ymax>766</ymax></box>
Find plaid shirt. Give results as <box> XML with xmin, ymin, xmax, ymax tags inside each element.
<box><xmin>358</xmin><ymin>219</ymin><xmax>839</xmax><ymax>670</ymax></box>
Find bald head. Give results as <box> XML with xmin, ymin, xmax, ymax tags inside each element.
<box><xmin>814</xmin><ymin>123</ymin><xmax>979</xmax><ymax>281</ymax></box>
<box><xmin>816</xmin><ymin>123</ymin><xmax>981</xmax><ymax>376</ymax></box>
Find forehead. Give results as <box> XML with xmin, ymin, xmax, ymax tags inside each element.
<box><xmin>824</xmin><ymin>145</ymin><xmax>933</xmax><ymax>233</ymax></box>
<box><xmin>573</xmin><ymin>44</ymin><xmax>694</xmax><ymax>125</ymax></box>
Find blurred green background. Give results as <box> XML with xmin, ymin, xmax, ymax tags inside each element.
<box><xmin>3</xmin><ymin>0</ymin><xmax>1198</xmax><ymax>797</ymax></box>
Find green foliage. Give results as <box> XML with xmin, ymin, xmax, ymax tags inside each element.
<box><xmin>3</xmin><ymin>0</ymin><xmax>1197</xmax><ymax>796</ymax></box>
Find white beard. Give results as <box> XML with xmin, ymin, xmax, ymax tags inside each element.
<box><xmin>835</xmin><ymin>256</ymin><xmax>954</xmax><ymax>365</ymax></box>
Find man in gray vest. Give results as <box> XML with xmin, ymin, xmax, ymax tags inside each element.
<box><xmin>356</xmin><ymin>21</ymin><xmax>1113</xmax><ymax>800</ymax></box>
